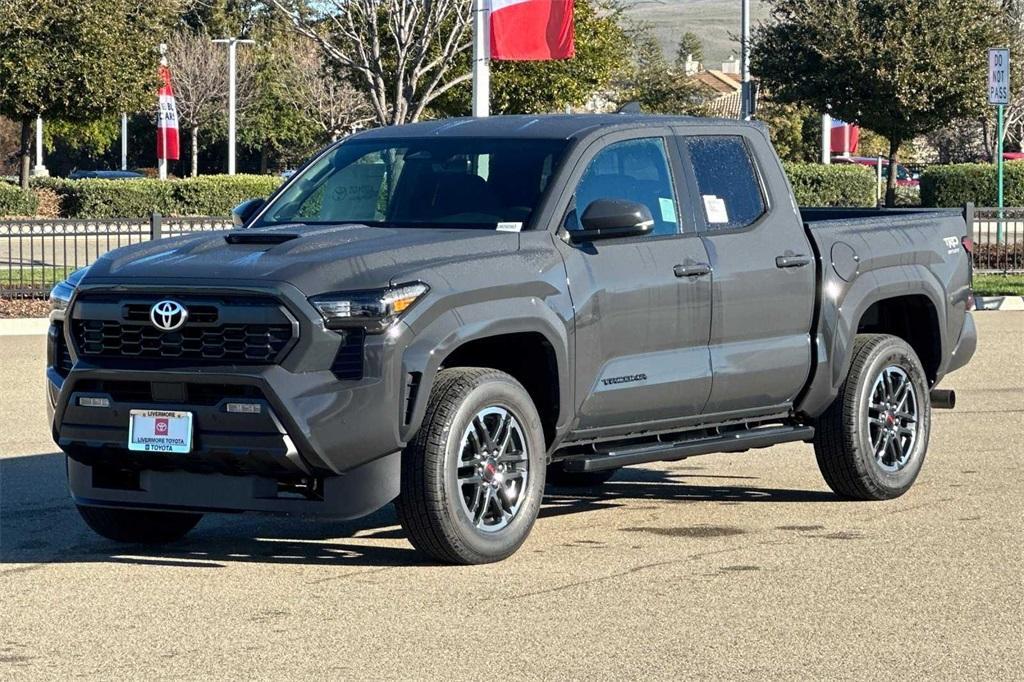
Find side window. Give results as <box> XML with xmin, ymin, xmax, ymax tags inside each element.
<box><xmin>685</xmin><ymin>136</ymin><xmax>766</xmax><ymax>230</ymax></box>
<box><xmin>571</xmin><ymin>137</ymin><xmax>679</xmax><ymax>237</ymax></box>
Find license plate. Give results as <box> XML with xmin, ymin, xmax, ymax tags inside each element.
<box><xmin>128</xmin><ymin>410</ymin><xmax>193</xmax><ymax>454</ymax></box>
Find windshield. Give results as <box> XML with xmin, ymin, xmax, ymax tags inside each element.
<box><xmin>255</xmin><ymin>137</ymin><xmax>568</xmax><ymax>230</ymax></box>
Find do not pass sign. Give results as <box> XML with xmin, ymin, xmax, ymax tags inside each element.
<box><xmin>989</xmin><ymin>48</ymin><xmax>1010</xmax><ymax>105</ymax></box>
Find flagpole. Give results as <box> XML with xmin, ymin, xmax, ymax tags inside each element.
<box><xmin>472</xmin><ymin>0</ymin><xmax>490</xmax><ymax>117</ymax></box>
<box><xmin>158</xmin><ymin>44</ymin><xmax>168</xmax><ymax>180</ymax></box>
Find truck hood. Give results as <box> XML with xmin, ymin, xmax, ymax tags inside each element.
<box><xmin>82</xmin><ymin>224</ymin><xmax>520</xmax><ymax>295</ymax></box>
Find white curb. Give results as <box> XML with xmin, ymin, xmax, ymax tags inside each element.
<box><xmin>974</xmin><ymin>295</ymin><xmax>1024</xmax><ymax>311</ymax></box>
<box><xmin>0</xmin><ymin>318</ymin><xmax>49</xmax><ymax>336</ymax></box>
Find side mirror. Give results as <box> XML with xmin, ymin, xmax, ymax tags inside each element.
<box><xmin>232</xmin><ymin>198</ymin><xmax>266</xmax><ymax>227</ymax></box>
<box><xmin>571</xmin><ymin>199</ymin><xmax>653</xmax><ymax>241</ymax></box>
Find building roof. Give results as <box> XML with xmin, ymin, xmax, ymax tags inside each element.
<box><xmin>690</xmin><ymin>69</ymin><xmax>743</xmax><ymax>95</ymax></box>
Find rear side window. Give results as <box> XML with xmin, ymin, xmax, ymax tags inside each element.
<box><xmin>571</xmin><ymin>137</ymin><xmax>679</xmax><ymax>237</ymax></box>
<box><xmin>685</xmin><ymin>136</ymin><xmax>766</xmax><ymax>230</ymax></box>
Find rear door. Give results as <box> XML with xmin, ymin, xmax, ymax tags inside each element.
<box><xmin>677</xmin><ymin>129</ymin><xmax>815</xmax><ymax>416</ymax></box>
<box><xmin>555</xmin><ymin>130</ymin><xmax>713</xmax><ymax>433</ymax></box>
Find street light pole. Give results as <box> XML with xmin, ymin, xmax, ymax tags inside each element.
<box><xmin>740</xmin><ymin>0</ymin><xmax>751</xmax><ymax>120</ymax></box>
<box><xmin>213</xmin><ymin>37</ymin><xmax>255</xmax><ymax>175</ymax></box>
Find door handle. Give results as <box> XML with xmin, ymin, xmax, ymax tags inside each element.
<box><xmin>775</xmin><ymin>254</ymin><xmax>811</xmax><ymax>268</ymax></box>
<box><xmin>674</xmin><ymin>263</ymin><xmax>712</xmax><ymax>278</ymax></box>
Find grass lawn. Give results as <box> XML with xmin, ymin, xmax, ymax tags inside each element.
<box><xmin>973</xmin><ymin>273</ymin><xmax>1024</xmax><ymax>296</ymax></box>
<box><xmin>0</xmin><ymin>266</ymin><xmax>75</xmax><ymax>290</ymax></box>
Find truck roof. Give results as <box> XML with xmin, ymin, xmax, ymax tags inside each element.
<box><xmin>353</xmin><ymin>114</ymin><xmax>757</xmax><ymax>142</ymax></box>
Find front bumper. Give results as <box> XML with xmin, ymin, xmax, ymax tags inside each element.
<box><xmin>47</xmin><ymin>282</ymin><xmax>416</xmax><ymax>516</ymax></box>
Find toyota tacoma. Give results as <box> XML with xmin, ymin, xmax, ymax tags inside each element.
<box><xmin>47</xmin><ymin>115</ymin><xmax>977</xmax><ymax>563</ymax></box>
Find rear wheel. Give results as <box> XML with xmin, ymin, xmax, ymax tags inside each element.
<box><xmin>813</xmin><ymin>334</ymin><xmax>931</xmax><ymax>500</ymax></box>
<box><xmin>395</xmin><ymin>368</ymin><xmax>546</xmax><ymax>564</ymax></box>
<box><xmin>76</xmin><ymin>505</ymin><xmax>202</xmax><ymax>544</ymax></box>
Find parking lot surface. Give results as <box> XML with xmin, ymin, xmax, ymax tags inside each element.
<box><xmin>2</xmin><ymin>314</ymin><xmax>1022</xmax><ymax>679</ymax></box>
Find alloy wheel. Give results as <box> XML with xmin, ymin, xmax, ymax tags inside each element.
<box><xmin>866</xmin><ymin>365</ymin><xmax>919</xmax><ymax>472</ymax></box>
<box><xmin>455</xmin><ymin>406</ymin><xmax>530</xmax><ymax>532</ymax></box>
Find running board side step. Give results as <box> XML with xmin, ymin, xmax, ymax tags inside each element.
<box><xmin>560</xmin><ymin>425</ymin><xmax>816</xmax><ymax>473</ymax></box>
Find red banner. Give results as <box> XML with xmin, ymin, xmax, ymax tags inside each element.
<box><xmin>490</xmin><ymin>0</ymin><xmax>574</xmax><ymax>61</ymax></box>
<box><xmin>157</xmin><ymin>64</ymin><xmax>180</xmax><ymax>161</ymax></box>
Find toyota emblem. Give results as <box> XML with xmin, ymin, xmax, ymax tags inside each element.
<box><xmin>150</xmin><ymin>300</ymin><xmax>188</xmax><ymax>332</ymax></box>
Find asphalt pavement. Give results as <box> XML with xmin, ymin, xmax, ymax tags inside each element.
<box><xmin>2</xmin><ymin>314</ymin><xmax>1022</xmax><ymax>680</ymax></box>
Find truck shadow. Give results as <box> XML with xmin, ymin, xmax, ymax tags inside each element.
<box><xmin>1</xmin><ymin>452</ymin><xmax>835</xmax><ymax>570</ymax></box>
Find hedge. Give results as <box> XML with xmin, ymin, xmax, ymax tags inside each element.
<box><xmin>21</xmin><ymin>174</ymin><xmax>283</xmax><ymax>219</ymax></box>
<box><xmin>0</xmin><ymin>182</ymin><xmax>40</xmax><ymax>217</ymax></box>
<box><xmin>783</xmin><ymin>163</ymin><xmax>877</xmax><ymax>207</ymax></box>
<box><xmin>920</xmin><ymin>161</ymin><xmax>1024</xmax><ymax>207</ymax></box>
<box><xmin>5</xmin><ymin>165</ymin><xmax>876</xmax><ymax>218</ymax></box>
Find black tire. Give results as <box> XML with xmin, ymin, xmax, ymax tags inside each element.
<box><xmin>813</xmin><ymin>334</ymin><xmax>931</xmax><ymax>500</ymax></box>
<box><xmin>395</xmin><ymin>368</ymin><xmax>546</xmax><ymax>564</ymax></box>
<box><xmin>76</xmin><ymin>504</ymin><xmax>202</xmax><ymax>544</ymax></box>
<box><xmin>546</xmin><ymin>463</ymin><xmax>619</xmax><ymax>487</ymax></box>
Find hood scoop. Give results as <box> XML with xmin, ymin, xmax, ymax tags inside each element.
<box><xmin>224</xmin><ymin>232</ymin><xmax>299</xmax><ymax>245</ymax></box>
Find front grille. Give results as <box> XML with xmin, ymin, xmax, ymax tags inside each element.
<box><xmin>70</xmin><ymin>293</ymin><xmax>295</xmax><ymax>366</ymax></box>
<box><xmin>73</xmin><ymin>319</ymin><xmax>291</xmax><ymax>362</ymax></box>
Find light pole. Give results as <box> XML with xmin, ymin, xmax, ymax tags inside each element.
<box><xmin>740</xmin><ymin>0</ymin><xmax>751</xmax><ymax>120</ymax></box>
<box><xmin>213</xmin><ymin>37</ymin><xmax>255</xmax><ymax>175</ymax></box>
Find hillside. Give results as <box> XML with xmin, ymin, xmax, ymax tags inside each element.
<box><xmin>622</xmin><ymin>0</ymin><xmax>771</xmax><ymax>65</ymax></box>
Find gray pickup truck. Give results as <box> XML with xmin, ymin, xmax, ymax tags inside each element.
<box><xmin>47</xmin><ymin>115</ymin><xmax>976</xmax><ymax>564</ymax></box>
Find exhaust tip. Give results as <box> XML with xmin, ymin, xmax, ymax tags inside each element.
<box><xmin>930</xmin><ymin>389</ymin><xmax>956</xmax><ymax>409</ymax></box>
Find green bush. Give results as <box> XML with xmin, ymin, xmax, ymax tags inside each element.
<box><xmin>25</xmin><ymin>175</ymin><xmax>283</xmax><ymax>219</ymax></box>
<box><xmin>919</xmin><ymin>161</ymin><xmax>1024</xmax><ymax>207</ymax></box>
<box><xmin>783</xmin><ymin>163</ymin><xmax>877</xmax><ymax>207</ymax></box>
<box><xmin>171</xmin><ymin>175</ymin><xmax>282</xmax><ymax>215</ymax></box>
<box><xmin>0</xmin><ymin>182</ymin><xmax>40</xmax><ymax>217</ymax></box>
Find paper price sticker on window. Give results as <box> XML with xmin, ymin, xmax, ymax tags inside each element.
<box><xmin>702</xmin><ymin>195</ymin><xmax>729</xmax><ymax>224</ymax></box>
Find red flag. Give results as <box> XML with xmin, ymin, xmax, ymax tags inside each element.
<box><xmin>490</xmin><ymin>0</ymin><xmax>574</xmax><ymax>61</ymax></box>
<box><xmin>157</xmin><ymin>64</ymin><xmax>180</xmax><ymax>161</ymax></box>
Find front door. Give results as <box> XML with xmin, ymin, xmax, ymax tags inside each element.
<box><xmin>557</xmin><ymin>133</ymin><xmax>713</xmax><ymax>434</ymax></box>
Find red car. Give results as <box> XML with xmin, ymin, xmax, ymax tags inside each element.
<box><xmin>831</xmin><ymin>156</ymin><xmax>920</xmax><ymax>188</ymax></box>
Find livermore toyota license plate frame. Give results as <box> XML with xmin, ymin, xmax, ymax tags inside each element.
<box><xmin>128</xmin><ymin>409</ymin><xmax>194</xmax><ymax>454</ymax></box>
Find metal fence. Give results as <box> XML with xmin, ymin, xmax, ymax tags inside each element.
<box><xmin>968</xmin><ymin>206</ymin><xmax>1024</xmax><ymax>274</ymax></box>
<box><xmin>1</xmin><ymin>214</ymin><xmax>231</xmax><ymax>298</ymax></box>
<box><xmin>2</xmin><ymin>206</ymin><xmax>1021</xmax><ymax>298</ymax></box>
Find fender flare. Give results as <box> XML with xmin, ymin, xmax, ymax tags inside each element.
<box><xmin>399</xmin><ymin>297</ymin><xmax>573</xmax><ymax>443</ymax></box>
<box><xmin>797</xmin><ymin>264</ymin><xmax>947</xmax><ymax>417</ymax></box>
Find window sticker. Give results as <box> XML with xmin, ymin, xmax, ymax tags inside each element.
<box><xmin>496</xmin><ymin>221</ymin><xmax>523</xmax><ymax>233</ymax></box>
<box><xmin>658</xmin><ymin>197</ymin><xmax>677</xmax><ymax>223</ymax></box>
<box><xmin>702</xmin><ymin>194</ymin><xmax>729</xmax><ymax>224</ymax></box>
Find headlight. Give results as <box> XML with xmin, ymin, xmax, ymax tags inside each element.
<box><xmin>49</xmin><ymin>267</ymin><xmax>88</xmax><ymax>312</ymax></box>
<box><xmin>310</xmin><ymin>282</ymin><xmax>428</xmax><ymax>333</ymax></box>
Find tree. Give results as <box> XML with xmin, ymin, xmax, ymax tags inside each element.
<box><xmin>674</xmin><ymin>31</ymin><xmax>704</xmax><ymax>70</ymax></box>
<box><xmin>166</xmin><ymin>30</ymin><xmax>231</xmax><ymax>177</ymax></box>
<box><xmin>271</xmin><ymin>0</ymin><xmax>472</xmax><ymax>126</ymax></box>
<box><xmin>0</xmin><ymin>0</ymin><xmax>176</xmax><ymax>187</ymax></box>
<box><xmin>283</xmin><ymin>41</ymin><xmax>375</xmax><ymax>141</ymax></box>
<box><xmin>752</xmin><ymin>0</ymin><xmax>1008</xmax><ymax>206</ymax></box>
<box><xmin>621</xmin><ymin>28</ymin><xmax>706</xmax><ymax>115</ymax></box>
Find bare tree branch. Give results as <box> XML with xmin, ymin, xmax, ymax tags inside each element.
<box><xmin>270</xmin><ymin>0</ymin><xmax>472</xmax><ymax>127</ymax></box>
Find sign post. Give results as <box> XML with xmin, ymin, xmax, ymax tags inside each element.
<box><xmin>988</xmin><ymin>48</ymin><xmax>1010</xmax><ymax>243</ymax></box>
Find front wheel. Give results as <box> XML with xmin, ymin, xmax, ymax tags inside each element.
<box><xmin>813</xmin><ymin>334</ymin><xmax>931</xmax><ymax>500</ymax></box>
<box><xmin>76</xmin><ymin>505</ymin><xmax>202</xmax><ymax>544</ymax></box>
<box><xmin>395</xmin><ymin>368</ymin><xmax>546</xmax><ymax>564</ymax></box>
